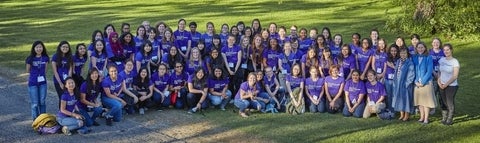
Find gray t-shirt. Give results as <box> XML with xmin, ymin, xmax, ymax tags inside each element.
<box><xmin>439</xmin><ymin>57</ymin><xmax>459</xmax><ymax>86</ymax></box>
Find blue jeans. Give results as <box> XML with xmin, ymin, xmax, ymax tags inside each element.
<box><xmin>78</xmin><ymin>107</ymin><xmax>103</xmax><ymax>127</ymax></box>
<box><xmin>342</xmin><ymin>102</ymin><xmax>366</xmax><ymax>118</ymax></box>
<box><xmin>186</xmin><ymin>93</ymin><xmax>209</xmax><ymax>109</ymax></box>
<box><xmin>384</xmin><ymin>79</ymin><xmax>394</xmax><ymax>111</ymax></box>
<box><xmin>234</xmin><ymin>99</ymin><xmax>250</xmax><ymax>112</ymax></box>
<box><xmin>152</xmin><ymin>91</ymin><xmax>171</xmax><ymax>107</ymax></box>
<box><xmin>208</xmin><ymin>90</ymin><xmax>232</xmax><ymax>109</ymax></box>
<box><xmin>309</xmin><ymin>97</ymin><xmax>326</xmax><ymax>113</ymax></box>
<box><xmin>28</xmin><ymin>84</ymin><xmax>47</xmax><ymax>120</ymax></box>
<box><xmin>101</xmin><ymin>96</ymin><xmax>123</xmax><ymax>122</ymax></box>
<box><xmin>57</xmin><ymin>116</ymin><xmax>87</xmax><ymax>132</ymax></box>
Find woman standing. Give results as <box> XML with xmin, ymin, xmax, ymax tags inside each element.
<box><xmin>412</xmin><ymin>42</ymin><xmax>435</xmax><ymax>124</ymax></box>
<box><xmin>392</xmin><ymin>48</ymin><xmax>415</xmax><ymax>121</ymax></box>
<box><xmin>52</xmin><ymin>41</ymin><xmax>73</xmax><ymax>108</ymax></box>
<box><xmin>26</xmin><ymin>41</ymin><xmax>49</xmax><ymax>120</ymax></box>
<box><xmin>438</xmin><ymin>44</ymin><xmax>459</xmax><ymax>125</ymax></box>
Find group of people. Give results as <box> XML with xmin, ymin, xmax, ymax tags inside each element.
<box><xmin>25</xmin><ymin>18</ymin><xmax>460</xmax><ymax>135</ymax></box>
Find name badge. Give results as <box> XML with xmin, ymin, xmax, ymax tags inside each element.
<box><xmin>115</xmin><ymin>61</ymin><xmax>122</xmax><ymax>65</ymax></box>
<box><xmin>352</xmin><ymin>98</ymin><xmax>357</xmax><ymax>104</ymax></box>
<box><xmin>181</xmin><ymin>46</ymin><xmax>187</xmax><ymax>51</ymax></box>
<box><xmin>338</xmin><ymin>72</ymin><xmax>344</xmax><ymax>77</ymax></box>
<box><xmin>281</xmin><ymin>69</ymin><xmax>287</xmax><ymax>74</ymax></box>
<box><xmin>369</xmin><ymin>101</ymin><xmax>375</xmax><ymax>106</ymax></box>
<box><xmin>388</xmin><ymin>74</ymin><xmax>394</xmax><ymax>79</ymax></box>
<box><xmin>272</xmin><ymin>66</ymin><xmax>276</xmax><ymax>71</ymax></box>
<box><xmin>37</xmin><ymin>76</ymin><xmax>45</xmax><ymax>82</ymax></box>
<box><xmin>313</xmin><ymin>96</ymin><xmax>318</xmax><ymax>100</ymax></box>
<box><xmin>376</xmin><ymin>68</ymin><xmax>382</xmax><ymax>74</ymax></box>
<box><xmin>228</xmin><ymin>62</ymin><xmax>234</xmax><ymax>68</ymax></box>
<box><xmin>241</xmin><ymin>63</ymin><xmax>247</xmax><ymax>69</ymax></box>
<box><xmin>434</xmin><ymin>66</ymin><xmax>439</xmax><ymax>71</ymax></box>
<box><xmin>62</xmin><ymin>74</ymin><xmax>68</xmax><ymax>80</ymax></box>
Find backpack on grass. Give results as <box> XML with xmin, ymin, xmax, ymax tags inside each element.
<box><xmin>32</xmin><ymin>113</ymin><xmax>60</xmax><ymax>134</ymax></box>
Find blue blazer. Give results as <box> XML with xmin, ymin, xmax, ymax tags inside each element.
<box><xmin>412</xmin><ymin>54</ymin><xmax>433</xmax><ymax>85</ymax></box>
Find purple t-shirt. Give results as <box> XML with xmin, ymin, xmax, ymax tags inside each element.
<box><xmin>90</xmin><ymin>51</ymin><xmax>108</xmax><ymax>72</ymax></box>
<box><xmin>301</xmin><ymin>55</ymin><xmax>319</xmax><ymax>72</ymax></box>
<box><xmin>190</xmin><ymin>31</ymin><xmax>202</xmax><ymax>47</ymax></box>
<box><xmin>202</xmin><ymin>33</ymin><xmax>214</xmax><ymax>49</ymax></box>
<box><xmin>373</xmin><ymin>52</ymin><xmax>388</xmax><ymax>74</ymax></box>
<box><xmin>122</xmin><ymin>44</ymin><xmax>136</xmax><ymax>60</ymax></box>
<box><xmin>26</xmin><ymin>55</ymin><xmax>49</xmax><ymax>86</ymax></box>
<box><xmin>151</xmin><ymin>72</ymin><xmax>170</xmax><ymax>91</ymax></box>
<box><xmin>344</xmin><ymin>80</ymin><xmax>366</xmax><ymax>103</ymax></box>
<box><xmin>262</xmin><ymin>48</ymin><xmax>281</xmax><ymax>70</ymax></box>
<box><xmin>185</xmin><ymin>60</ymin><xmax>207</xmax><ymax>75</ymax></box>
<box><xmin>385</xmin><ymin>59</ymin><xmax>397</xmax><ymax>80</ymax></box>
<box><xmin>119</xmin><ymin>70</ymin><xmax>137</xmax><ymax>89</ymax></box>
<box><xmin>134</xmin><ymin>52</ymin><xmax>152</xmax><ymax>68</ymax></box>
<box><xmin>330</xmin><ymin>45</ymin><xmax>341</xmax><ymax>58</ymax></box>
<box><xmin>235</xmin><ymin>82</ymin><xmax>260</xmax><ymax>99</ymax></box>
<box><xmin>187</xmin><ymin>75</ymin><xmax>206</xmax><ymax>90</ymax></box>
<box><xmin>339</xmin><ymin>54</ymin><xmax>356</xmax><ymax>78</ymax></box>
<box><xmin>52</xmin><ymin>54</ymin><xmax>70</xmax><ymax>84</ymax></box>
<box><xmin>365</xmin><ymin>82</ymin><xmax>386</xmax><ymax>103</ymax></box>
<box><xmin>221</xmin><ymin>45</ymin><xmax>241</xmax><ymax>67</ymax></box>
<box><xmin>263</xmin><ymin>75</ymin><xmax>278</xmax><ymax>91</ymax></box>
<box><xmin>305</xmin><ymin>77</ymin><xmax>325</xmax><ymax>98</ymax></box>
<box><xmin>349</xmin><ymin>43</ymin><xmax>361</xmax><ymax>55</ymax></box>
<box><xmin>286</xmin><ymin>74</ymin><xmax>304</xmax><ymax>90</ymax></box>
<box><xmin>298</xmin><ymin>38</ymin><xmax>312</xmax><ymax>54</ymax></box>
<box><xmin>57</xmin><ymin>92</ymin><xmax>78</xmax><ymax>118</ymax></box>
<box><xmin>161</xmin><ymin>40</ymin><xmax>174</xmax><ymax>56</ymax></box>
<box><xmin>429</xmin><ymin>49</ymin><xmax>445</xmax><ymax>72</ymax></box>
<box><xmin>325</xmin><ymin>76</ymin><xmax>345</xmax><ymax>97</ymax></box>
<box><xmin>134</xmin><ymin>36</ymin><xmax>145</xmax><ymax>52</ymax></box>
<box><xmin>279</xmin><ymin>53</ymin><xmax>299</xmax><ymax>74</ymax></box>
<box><xmin>79</xmin><ymin>82</ymin><xmax>101</xmax><ymax>109</ymax></box>
<box><xmin>169</xmin><ymin>72</ymin><xmax>188</xmax><ymax>87</ymax></box>
<box><xmin>356</xmin><ymin>49</ymin><xmax>374</xmax><ymax>72</ymax></box>
<box><xmin>101</xmin><ymin>76</ymin><xmax>124</xmax><ymax>97</ymax></box>
<box><xmin>173</xmin><ymin>30</ymin><xmax>192</xmax><ymax>53</ymax></box>
<box><xmin>73</xmin><ymin>55</ymin><xmax>87</xmax><ymax>76</ymax></box>
<box><xmin>208</xmin><ymin>77</ymin><xmax>229</xmax><ymax>92</ymax></box>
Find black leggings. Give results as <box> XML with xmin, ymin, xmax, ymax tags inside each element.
<box><xmin>440</xmin><ymin>86</ymin><xmax>458</xmax><ymax>112</ymax></box>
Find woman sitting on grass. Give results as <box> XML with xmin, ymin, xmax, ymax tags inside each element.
<box><xmin>234</xmin><ymin>72</ymin><xmax>261</xmax><ymax>118</ymax></box>
<box><xmin>363</xmin><ymin>69</ymin><xmax>387</xmax><ymax>118</ymax></box>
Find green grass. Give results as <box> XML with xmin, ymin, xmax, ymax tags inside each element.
<box><xmin>1</xmin><ymin>0</ymin><xmax>480</xmax><ymax>142</ymax></box>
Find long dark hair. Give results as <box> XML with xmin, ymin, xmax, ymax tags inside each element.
<box><xmin>93</xmin><ymin>39</ymin><xmax>107</xmax><ymax>55</ymax></box>
<box><xmin>75</xmin><ymin>43</ymin><xmax>87</xmax><ymax>59</ymax></box>
<box><xmin>120</xmin><ymin>32</ymin><xmax>135</xmax><ymax>47</ymax></box>
<box><xmin>91</xmin><ymin>30</ymin><xmax>103</xmax><ymax>43</ymax></box>
<box><xmin>337</xmin><ymin>44</ymin><xmax>351</xmax><ymax>65</ymax></box>
<box><xmin>210</xmin><ymin>66</ymin><xmax>226</xmax><ymax>80</ymax></box>
<box><xmin>387</xmin><ymin>44</ymin><xmax>399</xmax><ymax>63</ymax></box>
<box><xmin>192</xmin><ymin>68</ymin><xmax>207</xmax><ymax>89</ymax></box>
<box><xmin>55</xmin><ymin>41</ymin><xmax>73</xmax><ymax>69</ymax></box>
<box><xmin>103</xmin><ymin>24</ymin><xmax>116</xmax><ymax>39</ymax></box>
<box><xmin>86</xmin><ymin>68</ymin><xmax>100</xmax><ymax>96</ymax></box>
<box><xmin>64</xmin><ymin>77</ymin><xmax>80</xmax><ymax>100</ymax></box>
<box><xmin>134</xmin><ymin>67</ymin><xmax>150</xmax><ymax>87</ymax></box>
<box><xmin>26</xmin><ymin>41</ymin><xmax>49</xmax><ymax>64</ymax></box>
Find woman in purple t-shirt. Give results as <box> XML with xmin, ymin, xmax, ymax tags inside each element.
<box><xmin>305</xmin><ymin>67</ymin><xmax>325</xmax><ymax>113</ymax></box>
<box><xmin>152</xmin><ymin>64</ymin><xmax>171</xmax><ymax>108</ymax></box>
<box><xmin>342</xmin><ymin>70</ymin><xmax>365</xmax><ymax>118</ymax></box>
<box><xmin>26</xmin><ymin>41</ymin><xmax>49</xmax><ymax>120</ymax></box>
<box><xmin>187</xmin><ymin>68</ymin><xmax>209</xmax><ymax>113</ymax></box>
<box><xmin>286</xmin><ymin>64</ymin><xmax>305</xmax><ymax>114</ymax></box>
<box><xmin>364</xmin><ymin>69</ymin><xmax>387</xmax><ymax>118</ymax></box>
<box><xmin>207</xmin><ymin>67</ymin><xmax>232</xmax><ymax>110</ymax></box>
<box><xmin>325</xmin><ymin>65</ymin><xmax>345</xmax><ymax>114</ymax></box>
<box><xmin>56</xmin><ymin>77</ymin><xmax>89</xmax><ymax>135</ymax></box>
<box><xmin>52</xmin><ymin>41</ymin><xmax>73</xmax><ymax>109</ymax></box>
<box><xmin>78</xmin><ymin>69</ymin><xmax>103</xmax><ymax>127</ymax></box>
<box><xmin>234</xmin><ymin>73</ymin><xmax>260</xmax><ymax>118</ymax></box>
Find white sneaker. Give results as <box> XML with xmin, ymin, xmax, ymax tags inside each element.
<box><xmin>62</xmin><ymin>126</ymin><xmax>71</xmax><ymax>136</ymax></box>
<box><xmin>139</xmin><ymin>108</ymin><xmax>145</xmax><ymax>115</ymax></box>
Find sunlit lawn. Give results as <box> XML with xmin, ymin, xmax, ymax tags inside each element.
<box><xmin>1</xmin><ymin>0</ymin><xmax>479</xmax><ymax>142</ymax></box>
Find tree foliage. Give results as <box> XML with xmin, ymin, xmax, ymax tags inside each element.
<box><xmin>385</xmin><ymin>0</ymin><xmax>480</xmax><ymax>38</ymax></box>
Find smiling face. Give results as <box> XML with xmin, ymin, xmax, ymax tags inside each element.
<box><xmin>248</xmin><ymin>74</ymin><xmax>256</xmax><ymax>86</ymax></box>
<box><xmin>90</xmin><ymin>70</ymin><xmax>99</xmax><ymax>81</ymax></box>
<box><xmin>95</xmin><ymin>41</ymin><xmax>104</xmax><ymax>52</ymax></box>
<box><xmin>124</xmin><ymin>34</ymin><xmax>132</xmax><ymax>43</ymax></box>
<box><xmin>214</xmin><ymin>68</ymin><xmax>222</xmax><ymax>78</ymax></box>
<box><xmin>175</xmin><ymin>63</ymin><xmax>183</xmax><ymax>73</ymax></box>
<box><xmin>34</xmin><ymin>44</ymin><xmax>44</xmax><ymax>55</ymax></box>
<box><xmin>309</xmin><ymin>67</ymin><xmax>318</xmax><ymax>78</ymax></box>
<box><xmin>60</xmin><ymin>44</ymin><xmax>70</xmax><ymax>54</ymax></box>
<box><xmin>443</xmin><ymin>45</ymin><xmax>453</xmax><ymax>57</ymax></box>
<box><xmin>341</xmin><ymin>46</ymin><xmax>349</xmax><ymax>56</ymax></box>
<box><xmin>196</xmin><ymin>69</ymin><xmax>205</xmax><ymax>79</ymax></box>
<box><xmin>158</xmin><ymin>65</ymin><xmax>167</xmax><ymax>75</ymax></box>
<box><xmin>178</xmin><ymin>20</ymin><xmax>186</xmax><ymax>30</ymax></box>
<box><xmin>432</xmin><ymin>39</ymin><xmax>441</xmax><ymax>49</ymax></box>
<box><xmin>169</xmin><ymin>46</ymin><xmax>177</xmax><ymax>55</ymax></box>
<box><xmin>334</xmin><ymin>35</ymin><xmax>342</xmax><ymax>45</ymax></box>
<box><xmin>140</xmin><ymin>69</ymin><xmax>148</xmax><ymax>78</ymax></box>
<box><xmin>108</xmin><ymin>66</ymin><xmax>118</xmax><ymax>79</ymax></box>
<box><xmin>78</xmin><ymin>45</ymin><xmax>87</xmax><ymax>56</ymax></box>
<box><xmin>416</xmin><ymin>43</ymin><xmax>426</xmax><ymax>54</ymax></box>
<box><xmin>292</xmin><ymin>65</ymin><xmax>300</xmax><ymax>76</ymax></box>
<box><xmin>65</xmin><ymin>78</ymin><xmax>75</xmax><ymax>91</ymax></box>
<box><xmin>351</xmin><ymin>71</ymin><xmax>360</xmax><ymax>82</ymax></box>
<box><xmin>367</xmin><ymin>71</ymin><xmax>376</xmax><ymax>82</ymax></box>
<box><xmin>399</xmin><ymin>50</ymin><xmax>408</xmax><ymax>60</ymax></box>
<box><xmin>125</xmin><ymin>61</ymin><xmax>133</xmax><ymax>72</ymax></box>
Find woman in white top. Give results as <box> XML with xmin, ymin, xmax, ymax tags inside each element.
<box><xmin>437</xmin><ymin>43</ymin><xmax>460</xmax><ymax>125</ymax></box>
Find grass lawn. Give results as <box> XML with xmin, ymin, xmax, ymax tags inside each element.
<box><xmin>1</xmin><ymin>0</ymin><xmax>479</xmax><ymax>142</ymax></box>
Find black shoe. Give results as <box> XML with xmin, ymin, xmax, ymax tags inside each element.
<box><xmin>106</xmin><ymin>117</ymin><xmax>113</xmax><ymax>126</ymax></box>
<box><xmin>93</xmin><ymin>121</ymin><xmax>100</xmax><ymax>126</ymax></box>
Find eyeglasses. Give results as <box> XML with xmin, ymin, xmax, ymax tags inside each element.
<box><xmin>175</xmin><ymin>66</ymin><xmax>183</xmax><ymax>68</ymax></box>
<box><xmin>265</xmin><ymin>70</ymin><xmax>272</xmax><ymax>73</ymax></box>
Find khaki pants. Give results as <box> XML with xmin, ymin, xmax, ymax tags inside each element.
<box><xmin>363</xmin><ymin>101</ymin><xmax>386</xmax><ymax>118</ymax></box>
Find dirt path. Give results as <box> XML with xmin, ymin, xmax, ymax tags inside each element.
<box><xmin>0</xmin><ymin>68</ymin><xmax>266</xmax><ymax>143</ymax></box>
